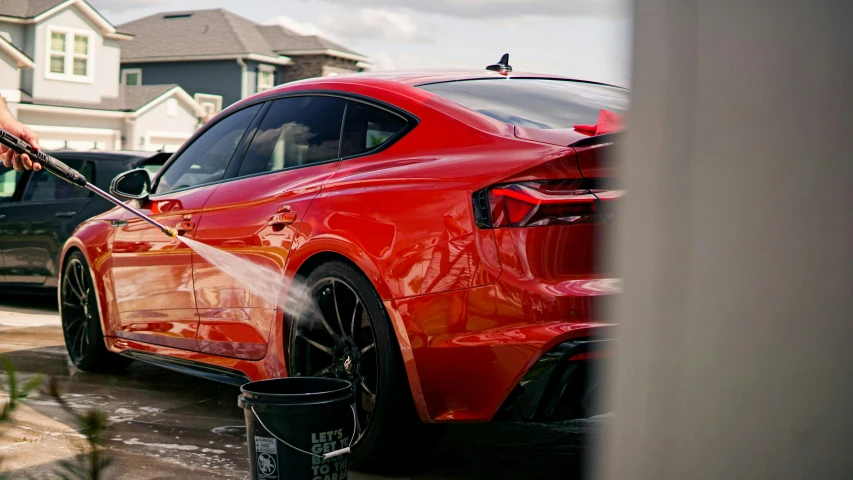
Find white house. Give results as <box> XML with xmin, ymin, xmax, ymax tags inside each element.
<box><xmin>0</xmin><ymin>0</ymin><xmax>202</xmax><ymax>152</ymax></box>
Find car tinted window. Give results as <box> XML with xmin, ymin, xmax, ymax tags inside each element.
<box><xmin>418</xmin><ymin>79</ymin><xmax>629</xmax><ymax>130</ymax></box>
<box><xmin>237</xmin><ymin>96</ymin><xmax>346</xmax><ymax>177</ymax></box>
<box><xmin>340</xmin><ymin>101</ymin><xmax>408</xmax><ymax>158</ymax></box>
<box><xmin>22</xmin><ymin>160</ymin><xmax>93</xmax><ymax>202</ymax></box>
<box><xmin>0</xmin><ymin>167</ymin><xmax>23</xmax><ymax>203</ymax></box>
<box><xmin>155</xmin><ymin>104</ymin><xmax>262</xmax><ymax>194</ymax></box>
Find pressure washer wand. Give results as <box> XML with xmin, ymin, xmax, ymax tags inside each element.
<box><xmin>0</xmin><ymin>127</ymin><xmax>178</xmax><ymax>238</ymax></box>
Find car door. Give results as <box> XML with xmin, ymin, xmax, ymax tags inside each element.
<box><xmin>192</xmin><ymin>95</ymin><xmax>347</xmax><ymax>360</ymax></box>
<box><xmin>0</xmin><ymin>160</ymin><xmax>93</xmax><ymax>285</ymax></box>
<box><xmin>109</xmin><ymin>103</ymin><xmax>263</xmax><ymax>350</ymax></box>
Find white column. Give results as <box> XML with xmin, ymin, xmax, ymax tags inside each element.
<box><xmin>598</xmin><ymin>1</ymin><xmax>853</xmax><ymax>479</ymax></box>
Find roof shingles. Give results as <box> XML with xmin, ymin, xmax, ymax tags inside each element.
<box><xmin>0</xmin><ymin>0</ymin><xmax>66</xmax><ymax>19</ymax></box>
<box><xmin>20</xmin><ymin>85</ymin><xmax>179</xmax><ymax>112</ymax></box>
<box><xmin>118</xmin><ymin>8</ymin><xmax>365</xmax><ymax>61</ymax></box>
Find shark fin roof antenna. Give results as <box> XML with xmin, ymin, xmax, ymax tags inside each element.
<box><xmin>486</xmin><ymin>53</ymin><xmax>512</xmax><ymax>76</ymax></box>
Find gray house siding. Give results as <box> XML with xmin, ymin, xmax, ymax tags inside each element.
<box><xmin>0</xmin><ymin>51</ymin><xmax>20</xmax><ymax>93</ymax></box>
<box><xmin>123</xmin><ymin>60</ymin><xmax>244</xmax><ymax>108</ymax></box>
<box><xmin>31</xmin><ymin>7</ymin><xmax>120</xmax><ymax>102</ymax></box>
<box><xmin>0</xmin><ymin>23</ymin><xmax>27</xmax><ymax>51</ymax></box>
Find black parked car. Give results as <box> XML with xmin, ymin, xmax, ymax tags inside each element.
<box><xmin>0</xmin><ymin>151</ymin><xmax>169</xmax><ymax>291</ymax></box>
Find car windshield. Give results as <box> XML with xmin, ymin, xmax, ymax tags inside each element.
<box><xmin>418</xmin><ymin>78</ymin><xmax>630</xmax><ymax>130</ymax></box>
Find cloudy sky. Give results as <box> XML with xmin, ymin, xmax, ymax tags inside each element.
<box><xmin>90</xmin><ymin>0</ymin><xmax>633</xmax><ymax>86</ymax></box>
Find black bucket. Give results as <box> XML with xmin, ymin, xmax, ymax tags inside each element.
<box><xmin>239</xmin><ymin>378</ymin><xmax>356</xmax><ymax>480</ymax></box>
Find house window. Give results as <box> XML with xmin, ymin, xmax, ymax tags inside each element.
<box><xmin>194</xmin><ymin>93</ymin><xmax>223</xmax><ymax>118</ymax></box>
<box><xmin>122</xmin><ymin>69</ymin><xmax>142</xmax><ymax>86</ymax></box>
<box><xmin>258</xmin><ymin>69</ymin><xmax>275</xmax><ymax>92</ymax></box>
<box><xmin>46</xmin><ymin>27</ymin><xmax>94</xmax><ymax>83</ymax></box>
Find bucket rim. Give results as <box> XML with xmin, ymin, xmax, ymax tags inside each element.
<box><xmin>239</xmin><ymin>377</ymin><xmax>353</xmax><ymax>398</ymax></box>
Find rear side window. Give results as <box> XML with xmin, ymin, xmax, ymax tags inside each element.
<box><xmin>237</xmin><ymin>96</ymin><xmax>346</xmax><ymax>177</ymax></box>
<box><xmin>418</xmin><ymin>79</ymin><xmax>629</xmax><ymax>130</ymax></box>
<box><xmin>340</xmin><ymin>101</ymin><xmax>408</xmax><ymax>158</ymax></box>
<box><xmin>22</xmin><ymin>160</ymin><xmax>93</xmax><ymax>202</ymax></box>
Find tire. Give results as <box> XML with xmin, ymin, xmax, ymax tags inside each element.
<box><xmin>287</xmin><ymin>260</ymin><xmax>441</xmax><ymax>470</ymax></box>
<box><xmin>60</xmin><ymin>251</ymin><xmax>133</xmax><ymax>373</ymax></box>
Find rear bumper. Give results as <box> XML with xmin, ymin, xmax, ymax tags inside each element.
<box><xmin>494</xmin><ymin>338</ymin><xmax>612</xmax><ymax>422</ymax></box>
<box><xmin>384</xmin><ymin>279</ymin><xmax>617</xmax><ymax>423</ymax></box>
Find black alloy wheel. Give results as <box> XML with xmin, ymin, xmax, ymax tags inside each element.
<box><xmin>288</xmin><ymin>275</ymin><xmax>379</xmax><ymax>438</ymax></box>
<box><xmin>61</xmin><ymin>251</ymin><xmax>132</xmax><ymax>372</ymax></box>
<box><xmin>287</xmin><ymin>261</ymin><xmax>439</xmax><ymax>470</ymax></box>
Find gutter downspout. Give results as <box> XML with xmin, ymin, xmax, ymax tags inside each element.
<box><xmin>237</xmin><ymin>58</ymin><xmax>248</xmax><ymax>100</ymax></box>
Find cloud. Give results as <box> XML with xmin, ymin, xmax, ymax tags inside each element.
<box><xmin>266</xmin><ymin>15</ymin><xmax>333</xmax><ymax>38</ymax></box>
<box><xmin>87</xmin><ymin>0</ymin><xmax>169</xmax><ymax>11</ymax></box>
<box><xmin>320</xmin><ymin>8</ymin><xmax>431</xmax><ymax>44</ymax></box>
<box><xmin>300</xmin><ymin>0</ymin><xmax>630</xmax><ymax>19</ymax></box>
<box><xmin>369</xmin><ymin>51</ymin><xmax>398</xmax><ymax>71</ymax></box>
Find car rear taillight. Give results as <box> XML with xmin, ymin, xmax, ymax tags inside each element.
<box><xmin>473</xmin><ymin>180</ymin><xmax>622</xmax><ymax>228</ymax></box>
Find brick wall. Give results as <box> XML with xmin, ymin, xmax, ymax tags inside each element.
<box><xmin>282</xmin><ymin>55</ymin><xmax>363</xmax><ymax>82</ymax></box>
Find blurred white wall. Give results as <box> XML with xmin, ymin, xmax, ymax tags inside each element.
<box><xmin>598</xmin><ymin>0</ymin><xmax>853</xmax><ymax>478</ymax></box>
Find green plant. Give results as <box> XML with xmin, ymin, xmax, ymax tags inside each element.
<box><xmin>46</xmin><ymin>377</ymin><xmax>113</xmax><ymax>480</ymax></box>
<box><xmin>0</xmin><ymin>356</ymin><xmax>43</xmax><ymax>421</ymax></box>
<box><xmin>0</xmin><ymin>356</ymin><xmax>45</xmax><ymax>479</ymax></box>
<box><xmin>0</xmin><ymin>358</ymin><xmax>112</xmax><ymax>480</ymax></box>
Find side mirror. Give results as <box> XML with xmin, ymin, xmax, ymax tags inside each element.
<box><xmin>110</xmin><ymin>168</ymin><xmax>151</xmax><ymax>200</ymax></box>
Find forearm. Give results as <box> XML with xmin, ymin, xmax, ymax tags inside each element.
<box><xmin>0</xmin><ymin>96</ymin><xmax>13</xmax><ymax>123</ymax></box>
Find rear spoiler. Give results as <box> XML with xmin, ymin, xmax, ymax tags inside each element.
<box><xmin>569</xmin><ymin>132</ymin><xmax>624</xmax><ymax>148</ymax></box>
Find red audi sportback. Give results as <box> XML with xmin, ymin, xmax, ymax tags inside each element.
<box><xmin>59</xmin><ymin>67</ymin><xmax>627</xmax><ymax>467</ymax></box>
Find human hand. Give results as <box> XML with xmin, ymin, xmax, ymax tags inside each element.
<box><xmin>0</xmin><ymin>113</ymin><xmax>42</xmax><ymax>171</ymax></box>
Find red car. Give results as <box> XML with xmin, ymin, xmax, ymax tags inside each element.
<box><xmin>59</xmin><ymin>66</ymin><xmax>627</xmax><ymax>466</ymax></box>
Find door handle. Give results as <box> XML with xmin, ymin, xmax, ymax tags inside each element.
<box><xmin>268</xmin><ymin>212</ymin><xmax>297</xmax><ymax>228</ymax></box>
<box><xmin>55</xmin><ymin>211</ymin><xmax>77</xmax><ymax>218</ymax></box>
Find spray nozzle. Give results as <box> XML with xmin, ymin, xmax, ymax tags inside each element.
<box><xmin>163</xmin><ymin>227</ymin><xmax>179</xmax><ymax>238</ymax></box>
<box><xmin>0</xmin><ymin>127</ymin><xmax>88</xmax><ymax>187</ymax></box>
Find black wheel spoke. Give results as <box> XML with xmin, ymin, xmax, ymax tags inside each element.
<box><xmin>350</xmin><ymin>299</ymin><xmax>360</xmax><ymax>338</ymax></box>
<box><xmin>74</xmin><ymin>263</ymin><xmax>87</xmax><ymax>298</ymax></box>
<box><xmin>359</xmin><ymin>381</ymin><xmax>376</xmax><ymax>413</ymax></box>
<box><xmin>64</xmin><ymin>315</ymin><xmax>83</xmax><ymax>333</ymax></box>
<box><xmin>359</xmin><ymin>378</ymin><xmax>375</xmax><ymax>398</ymax></box>
<box><xmin>64</xmin><ymin>274</ymin><xmax>85</xmax><ymax>302</ymax></box>
<box><xmin>295</xmin><ymin>330</ymin><xmax>334</xmax><ymax>356</ymax></box>
<box><xmin>331</xmin><ymin>280</ymin><xmax>347</xmax><ymax>340</ymax></box>
<box><xmin>312</xmin><ymin>365</ymin><xmax>335</xmax><ymax>377</ymax></box>
<box><xmin>359</xmin><ymin>343</ymin><xmax>375</xmax><ymax>359</ymax></box>
<box><xmin>62</xmin><ymin>300</ymin><xmax>83</xmax><ymax>311</ymax></box>
<box><xmin>311</xmin><ymin>291</ymin><xmax>341</xmax><ymax>342</ymax></box>
<box><xmin>74</xmin><ymin>322</ymin><xmax>86</xmax><ymax>356</ymax></box>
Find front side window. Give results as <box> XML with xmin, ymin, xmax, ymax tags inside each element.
<box><xmin>22</xmin><ymin>160</ymin><xmax>93</xmax><ymax>202</ymax></box>
<box><xmin>47</xmin><ymin>28</ymin><xmax>93</xmax><ymax>81</ymax></box>
<box><xmin>340</xmin><ymin>101</ymin><xmax>408</xmax><ymax>158</ymax></box>
<box><xmin>154</xmin><ymin>104</ymin><xmax>262</xmax><ymax>194</ymax></box>
<box><xmin>237</xmin><ymin>96</ymin><xmax>346</xmax><ymax>177</ymax></box>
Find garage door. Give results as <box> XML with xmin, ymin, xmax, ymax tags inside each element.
<box><xmin>30</xmin><ymin>126</ymin><xmax>119</xmax><ymax>151</ymax></box>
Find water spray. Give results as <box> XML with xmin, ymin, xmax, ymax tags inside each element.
<box><xmin>0</xmin><ymin>127</ymin><xmax>178</xmax><ymax>238</ymax></box>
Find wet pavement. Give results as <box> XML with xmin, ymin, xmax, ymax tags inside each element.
<box><xmin>0</xmin><ymin>293</ymin><xmax>601</xmax><ymax>479</ymax></box>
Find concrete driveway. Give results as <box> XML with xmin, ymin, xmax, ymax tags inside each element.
<box><xmin>0</xmin><ymin>294</ymin><xmax>601</xmax><ymax>479</ymax></box>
